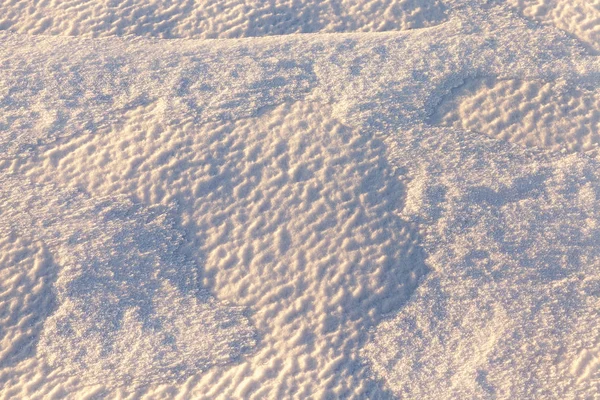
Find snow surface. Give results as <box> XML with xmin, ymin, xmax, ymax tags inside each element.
<box><xmin>2</xmin><ymin>0</ymin><xmax>600</xmax><ymax>399</ymax></box>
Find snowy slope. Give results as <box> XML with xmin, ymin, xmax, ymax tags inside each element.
<box><xmin>2</xmin><ymin>1</ymin><xmax>600</xmax><ymax>399</ymax></box>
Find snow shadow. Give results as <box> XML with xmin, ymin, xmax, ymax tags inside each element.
<box><xmin>0</xmin><ymin>177</ymin><xmax>257</xmax><ymax>388</ymax></box>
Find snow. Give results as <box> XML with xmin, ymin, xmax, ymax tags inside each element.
<box><xmin>0</xmin><ymin>0</ymin><xmax>447</xmax><ymax>38</ymax></box>
<box><xmin>368</xmin><ymin>128</ymin><xmax>600</xmax><ymax>399</ymax></box>
<box><xmin>1</xmin><ymin>0</ymin><xmax>600</xmax><ymax>399</ymax></box>
<box><xmin>1</xmin><ymin>176</ymin><xmax>257</xmax><ymax>387</ymax></box>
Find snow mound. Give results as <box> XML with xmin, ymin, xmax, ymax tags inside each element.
<box><xmin>25</xmin><ymin>97</ymin><xmax>427</xmax><ymax>397</ymax></box>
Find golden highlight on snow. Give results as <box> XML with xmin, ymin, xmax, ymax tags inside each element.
<box><xmin>0</xmin><ymin>0</ymin><xmax>447</xmax><ymax>38</ymax></box>
<box><xmin>510</xmin><ymin>0</ymin><xmax>600</xmax><ymax>54</ymax></box>
<box><xmin>2</xmin><ymin>0</ymin><xmax>600</xmax><ymax>399</ymax></box>
<box><xmin>430</xmin><ymin>78</ymin><xmax>600</xmax><ymax>156</ymax></box>
<box><xmin>368</xmin><ymin>129</ymin><xmax>600</xmax><ymax>399</ymax></box>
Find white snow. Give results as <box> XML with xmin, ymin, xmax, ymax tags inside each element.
<box><xmin>1</xmin><ymin>0</ymin><xmax>600</xmax><ymax>399</ymax></box>
<box><xmin>0</xmin><ymin>0</ymin><xmax>447</xmax><ymax>38</ymax></box>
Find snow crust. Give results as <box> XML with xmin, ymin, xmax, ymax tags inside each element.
<box><xmin>368</xmin><ymin>129</ymin><xmax>600</xmax><ymax>399</ymax></box>
<box><xmin>0</xmin><ymin>0</ymin><xmax>447</xmax><ymax>38</ymax></box>
<box><xmin>1</xmin><ymin>177</ymin><xmax>256</xmax><ymax>389</ymax></box>
<box><xmin>2</xmin><ymin>0</ymin><xmax>600</xmax><ymax>399</ymax></box>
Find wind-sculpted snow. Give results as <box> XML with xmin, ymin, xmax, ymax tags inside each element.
<box><xmin>509</xmin><ymin>0</ymin><xmax>600</xmax><ymax>55</ymax></box>
<box><xmin>14</xmin><ymin>97</ymin><xmax>428</xmax><ymax>397</ymax></box>
<box><xmin>2</xmin><ymin>1</ymin><xmax>600</xmax><ymax>399</ymax></box>
<box><xmin>0</xmin><ymin>40</ymin><xmax>317</xmax><ymax>158</ymax></box>
<box><xmin>0</xmin><ymin>0</ymin><xmax>447</xmax><ymax>39</ymax></box>
<box><xmin>366</xmin><ymin>128</ymin><xmax>600</xmax><ymax>398</ymax></box>
<box><xmin>429</xmin><ymin>78</ymin><xmax>600</xmax><ymax>156</ymax></box>
<box><xmin>0</xmin><ymin>6</ymin><xmax>585</xmax><ymax>161</ymax></box>
<box><xmin>0</xmin><ymin>177</ymin><xmax>256</xmax><ymax>389</ymax></box>
<box><xmin>3</xmin><ymin>0</ymin><xmax>599</xmax><ymax>60</ymax></box>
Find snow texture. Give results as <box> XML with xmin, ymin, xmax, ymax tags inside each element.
<box><xmin>1</xmin><ymin>176</ymin><xmax>256</xmax><ymax>389</ymax></box>
<box><xmin>0</xmin><ymin>0</ymin><xmax>447</xmax><ymax>38</ymax></box>
<box><xmin>2</xmin><ymin>0</ymin><xmax>600</xmax><ymax>399</ymax></box>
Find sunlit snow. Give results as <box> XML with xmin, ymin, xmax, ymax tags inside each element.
<box><xmin>2</xmin><ymin>0</ymin><xmax>600</xmax><ymax>398</ymax></box>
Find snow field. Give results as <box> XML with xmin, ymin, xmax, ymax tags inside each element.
<box><xmin>368</xmin><ymin>126</ymin><xmax>600</xmax><ymax>398</ymax></box>
<box><xmin>0</xmin><ymin>0</ymin><xmax>447</xmax><ymax>39</ymax></box>
<box><xmin>1</xmin><ymin>1</ymin><xmax>600</xmax><ymax>398</ymax></box>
